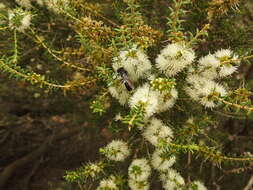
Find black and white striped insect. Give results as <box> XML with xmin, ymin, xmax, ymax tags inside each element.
<box><xmin>117</xmin><ymin>67</ymin><xmax>134</xmax><ymax>91</ymax></box>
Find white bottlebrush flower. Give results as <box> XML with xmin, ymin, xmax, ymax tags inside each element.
<box><xmin>8</xmin><ymin>9</ymin><xmax>32</xmax><ymax>32</ymax></box>
<box><xmin>185</xmin><ymin>75</ymin><xmax>227</xmax><ymax>108</ymax></box>
<box><xmin>16</xmin><ymin>0</ymin><xmax>32</xmax><ymax>9</ymax></box>
<box><xmin>219</xmin><ymin>64</ymin><xmax>237</xmax><ymax>77</ymax></box>
<box><xmin>160</xmin><ymin>169</ymin><xmax>185</xmax><ymax>190</ymax></box>
<box><xmin>215</xmin><ymin>49</ymin><xmax>234</xmax><ymax>59</ymax></box>
<box><xmin>186</xmin><ymin>74</ymin><xmax>204</xmax><ymax>86</ymax></box>
<box><xmin>156</xmin><ymin>43</ymin><xmax>195</xmax><ymax>76</ymax></box>
<box><xmin>185</xmin><ymin>74</ymin><xmax>204</xmax><ymax>102</ymax></box>
<box><xmin>199</xmin><ymin>67</ymin><xmax>218</xmax><ymax>80</ymax></box>
<box><xmin>184</xmin><ymin>86</ymin><xmax>199</xmax><ymax>102</ymax></box>
<box><xmin>112</xmin><ymin>45</ymin><xmax>152</xmax><ymax>81</ymax></box>
<box><xmin>197</xmin><ymin>50</ymin><xmax>239</xmax><ymax>79</ymax></box>
<box><xmin>198</xmin><ymin>81</ymin><xmax>227</xmax><ymax>108</ymax></box>
<box><xmin>151</xmin><ymin>149</ymin><xmax>176</xmax><ymax>171</ymax></box>
<box><xmin>97</xmin><ymin>178</ymin><xmax>118</xmax><ymax>190</ymax></box>
<box><xmin>109</xmin><ymin>83</ymin><xmax>131</xmax><ymax>105</ymax></box>
<box><xmin>198</xmin><ymin>54</ymin><xmax>219</xmax><ymax>79</ymax></box>
<box><xmin>128</xmin><ymin>158</ymin><xmax>151</xmax><ymax>181</ymax></box>
<box><xmin>157</xmin><ymin>88</ymin><xmax>178</xmax><ymax>112</ymax></box>
<box><xmin>102</xmin><ymin>140</ymin><xmax>130</xmax><ymax>162</ymax></box>
<box><xmin>20</xmin><ymin>14</ymin><xmax>32</xmax><ymax>31</ymax></box>
<box><xmin>128</xmin><ymin>179</ymin><xmax>150</xmax><ymax>190</ymax></box>
<box><xmin>199</xmin><ymin>54</ymin><xmax>220</xmax><ymax>68</ymax></box>
<box><xmin>215</xmin><ymin>49</ymin><xmax>238</xmax><ymax>77</ymax></box>
<box><xmin>191</xmin><ymin>181</ymin><xmax>207</xmax><ymax>190</ymax></box>
<box><xmin>142</xmin><ymin>118</ymin><xmax>173</xmax><ymax>146</ymax></box>
<box><xmin>129</xmin><ymin>83</ymin><xmax>160</xmax><ymax>118</ymax></box>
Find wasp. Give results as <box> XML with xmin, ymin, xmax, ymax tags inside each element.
<box><xmin>117</xmin><ymin>67</ymin><xmax>134</xmax><ymax>91</ymax></box>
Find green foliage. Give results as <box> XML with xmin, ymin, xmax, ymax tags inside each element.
<box><xmin>167</xmin><ymin>0</ymin><xmax>191</xmax><ymax>42</ymax></box>
<box><xmin>1</xmin><ymin>0</ymin><xmax>253</xmax><ymax>190</ymax></box>
<box><xmin>122</xmin><ymin>104</ymin><xmax>146</xmax><ymax>130</ymax></box>
<box><xmin>90</xmin><ymin>90</ymin><xmax>110</xmax><ymax>115</ymax></box>
<box><xmin>0</xmin><ymin>56</ymin><xmax>61</xmax><ymax>90</ymax></box>
<box><xmin>64</xmin><ymin>161</ymin><xmax>106</xmax><ymax>184</ymax></box>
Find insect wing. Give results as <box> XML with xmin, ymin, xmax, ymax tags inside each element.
<box><xmin>123</xmin><ymin>78</ymin><xmax>134</xmax><ymax>91</ymax></box>
<box><xmin>117</xmin><ymin>67</ymin><xmax>134</xmax><ymax>91</ymax></box>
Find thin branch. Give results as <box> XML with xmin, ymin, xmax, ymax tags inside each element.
<box><xmin>215</xmin><ymin>96</ymin><xmax>253</xmax><ymax>112</ymax></box>
<box><xmin>168</xmin><ymin>142</ymin><xmax>253</xmax><ymax>163</ymax></box>
<box><xmin>187</xmin><ymin>24</ymin><xmax>210</xmax><ymax>46</ymax></box>
<box><xmin>243</xmin><ymin>175</ymin><xmax>253</xmax><ymax>190</ymax></box>
<box><xmin>30</xmin><ymin>29</ymin><xmax>90</xmax><ymax>72</ymax></box>
<box><xmin>0</xmin><ymin>59</ymin><xmax>73</xmax><ymax>89</ymax></box>
<box><xmin>221</xmin><ymin>54</ymin><xmax>253</xmax><ymax>65</ymax></box>
<box><xmin>12</xmin><ymin>29</ymin><xmax>18</xmax><ymax>63</ymax></box>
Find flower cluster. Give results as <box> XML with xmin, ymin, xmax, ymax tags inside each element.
<box><xmin>128</xmin><ymin>81</ymin><xmax>178</xmax><ymax>118</ymax></box>
<box><xmin>150</xmin><ymin>77</ymin><xmax>178</xmax><ymax>112</ymax></box>
<box><xmin>1</xmin><ymin>0</ymin><xmax>248</xmax><ymax>188</ymax></box>
<box><xmin>109</xmin><ymin>44</ymin><xmax>241</xmax><ymax>111</ymax></box>
<box><xmin>128</xmin><ymin>179</ymin><xmax>150</xmax><ymax>190</ymax></box>
<box><xmin>83</xmin><ymin>162</ymin><xmax>104</xmax><ymax>179</ymax></box>
<box><xmin>156</xmin><ymin>43</ymin><xmax>195</xmax><ymax>77</ymax></box>
<box><xmin>190</xmin><ymin>181</ymin><xmax>207</xmax><ymax>190</ymax></box>
<box><xmin>112</xmin><ymin>45</ymin><xmax>152</xmax><ymax>82</ymax></box>
<box><xmin>97</xmin><ymin>122</ymin><xmax>207</xmax><ymax>190</ymax></box>
<box><xmin>8</xmin><ymin>8</ymin><xmax>32</xmax><ymax>32</ymax></box>
<box><xmin>142</xmin><ymin>118</ymin><xmax>173</xmax><ymax>146</ymax></box>
<box><xmin>109</xmin><ymin>44</ymin><xmax>182</xmax><ymax>119</ymax></box>
<box><xmin>185</xmin><ymin>74</ymin><xmax>227</xmax><ymax>108</ymax></box>
<box><xmin>101</xmin><ymin>44</ymin><xmax>237</xmax><ymax>190</ymax></box>
<box><xmin>184</xmin><ymin>48</ymin><xmax>239</xmax><ymax>108</ymax></box>
<box><xmin>100</xmin><ymin>140</ymin><xmax>131</xmax><ymax>162</ymax></box>
<box><xmin>97</xmin><ymin>176</ymin><xmax>118</xmax><ymax>190</ymax></box>
<box><xmin>129</xmin><ymin>83</ymin><xmax>160</xmax><ymax>118</ymax></box>
<box><xmin>128</xmin><ymin>158</ymin><xmax>151</xmax><ymax>190</ymax></box>
<box><xmin>108</xmin><ymin>82</ymin><xmax>131</xmax><ymax>105</ymax></box>
<box><xmin>197</xmin><ymin>49</ymin><xmax>238</xmax><ymax>79</ymax></box>
<box><xmin>160</xmin><ymin>169</ymin><xmax>185</xmax><ymax>190</ymax></box>
<box><xmin>151</xmin><ymin>149</ymin><xmax>176</xmax><ymax>171</ymax></box>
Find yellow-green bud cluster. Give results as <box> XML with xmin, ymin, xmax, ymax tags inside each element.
<box><xmin>126</xmin><ymin>49</ymin><xmax>138</xmax><ymax>58</ymax></box>
<box><xmin>150</xmin><ymin>78</ymin><xmax>176</xmax><ymax>93</ymax></box>
<box><xmin>83</xmin><ymin>162</ymin><xmax>105</xmax><ymax>178</ymax></box>
<box><xmin>218</xmin><ymin>55</ymin><xmax>230</xmax><ymax>63</ymax></box>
